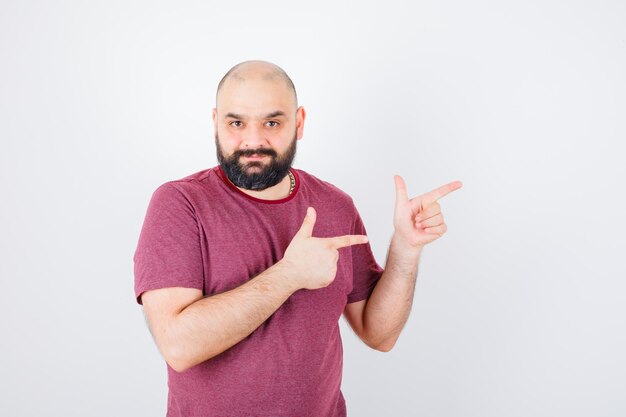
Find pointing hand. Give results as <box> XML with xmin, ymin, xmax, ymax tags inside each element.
<box><xmin>393</xmin><ymin>175</ymin><xmax>463</xmax><ymax>249</ymax></box>
<box><xmin>281</xmin><ymin>207</ymin><xmax>370</xmax><ymax>290</ymax></box>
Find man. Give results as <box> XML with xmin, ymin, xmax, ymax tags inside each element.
<box><xmin>133</xmin><ymin>60</ymin><xmax>462</xmax><ymax>417</ymax></box>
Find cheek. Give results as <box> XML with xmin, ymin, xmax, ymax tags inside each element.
<box><xmin>217</xmin><ymin>130</ymin><xmax>242</xmax><ymax>147</ymax></box>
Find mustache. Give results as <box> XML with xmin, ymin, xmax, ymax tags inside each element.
<box><xmin>234</xmin><ymin>148</ymin><xmax>278</xmax><ymax>158</ymax></box>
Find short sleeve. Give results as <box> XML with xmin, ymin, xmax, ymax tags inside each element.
<box><xmin>347</xmin><ymin>210</ymin><xmax>384</xmax><ymax>303</ymax></box>
<box><xmin>133</xmin><ymin>183</ymin><xmax>204</xmax><ymax>305</ymax></box>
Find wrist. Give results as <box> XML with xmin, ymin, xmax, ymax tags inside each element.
<box><xmin>271</xmin><ymin>259</ymin><xmax>302</xmax><ymax>293</ymax></box>
<box><xmin>390</xmin><ymin>233</ymin><xmax>424</xmax><ymax>260</ymax></box>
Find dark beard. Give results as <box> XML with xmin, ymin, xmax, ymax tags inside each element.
<box><xmin>215</xmin><ymin>132</ymin><xmax>297</xmax><ymax>191</ymax></box>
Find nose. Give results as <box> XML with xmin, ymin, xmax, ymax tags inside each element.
<box><xmin>241</xmin><ymin>124</ymin><xmax>269</xmax><ymax>149</ymax></box>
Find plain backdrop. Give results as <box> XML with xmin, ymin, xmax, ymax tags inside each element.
<box><xmin>1</xmin><ymin>1</ymin><xmax>625</xmax><ymax>416</ymax></box>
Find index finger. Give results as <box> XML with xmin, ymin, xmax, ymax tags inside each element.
<box><xmin>326</xmin><ymin>234</ymin><xmax>369</xmax><ymax>249</ymax></box>
<box><xmin>421</xmin><ymin>181</ymin><xmax>463</xmax><ymax>205</ymax></box>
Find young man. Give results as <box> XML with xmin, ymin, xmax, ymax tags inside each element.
<box><xmin>134</xmin><ymin>60</ymin><xmax>462</xmax><ymax>416</ymax></box>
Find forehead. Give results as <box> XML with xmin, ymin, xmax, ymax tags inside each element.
<box><xmin>217</xmin><ymin>77</ymin><xmax>296</xmax><ymax>117</ymax></box>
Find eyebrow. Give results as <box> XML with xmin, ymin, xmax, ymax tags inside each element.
<box><xmin>224</xmin><ymin>110</ymin><xmax>287</xmax><ymax>119</ymax></box>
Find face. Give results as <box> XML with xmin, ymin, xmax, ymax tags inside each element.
<box><xmin>215</xmin><ymin>130</ymin><xmax>297</xmax><ymax>190</ymax></box>
<box><xmin>212</xmin><ymin>74</ymin><xmax>305</xmax><ymax>191</ymax></box>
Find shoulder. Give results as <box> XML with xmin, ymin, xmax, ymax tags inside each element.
<box><xmin>166</xmin><ymin>166</ymin><xmax>217</xmax><ymax>191</ymax></box>
<box><xmin>293</xmin><ymin>168</ymin><xmax>357</xmax><ymax>212</ymax></box>
<box><xmin>294</xmin><ymin>168</ymin><xmax>352</xmax><ymax>196</ymax></box>
<box><xmin>151</xmin><ymin>166</ymin><xmax>220</xmax><ymax>201</ymax></box>
<box><xmin>142</xmin><ymin>167</ymin><xmax>222</xmax><ymax>218</ymax></box>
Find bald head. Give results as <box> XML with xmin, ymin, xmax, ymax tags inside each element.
<box><xmin>216</xmin><ymin>60</ymin><xmax>298</xmax><ymax>108</ymax></box>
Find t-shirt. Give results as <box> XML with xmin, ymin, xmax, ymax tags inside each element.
<box><xmin>133</xmin><ymin>165</ymin><xmax>383</xmax><ymax>417</ymax></box>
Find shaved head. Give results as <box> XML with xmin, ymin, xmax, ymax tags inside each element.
<box><xmin>212</xmin><ymin>60</ymin><xmax>306</xmax><ymax>193</ymax></box>
<box><xmin>216</xmin><ymin>60</ymin><xmax>298</xmax><ymax>108</ymax></box>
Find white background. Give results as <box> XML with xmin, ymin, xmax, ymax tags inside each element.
<box><xmin>1</xmin><ymin>1</ymin><xmax>625</xmax><ymax>416</ymax></box>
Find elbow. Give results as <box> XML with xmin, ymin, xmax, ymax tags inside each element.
<box><xmin>166</xmin><ymin>353</ymin><xmax>188</xmax><ymax>373</ymax></box>
<box><xmin>373</xmin><ymin>340</ymin><xmax>396</xmax><ymax>352</ymax></box>
<box><xmin>165</xmin><ymin>346</ymin><xmax>192</xmax><ymax>373</ymax></box>
<box><xmin>364</xmin><ymin>335</ymin><xmax>397</xmax><ymax>352</ymax></box>
<box><xmin>376</xmin><ymin>344</ymin><xmax>394</xmax><ymax>353</ymax></box>
<box><xmin>168</xmin><ymin>358</ymin><xmax>189</xmax><ymax>373</ymax></box>
<box><xmin>166</xmin><ymin>346</ymin><xmax>219</xmax><ymax>373</ymax></box>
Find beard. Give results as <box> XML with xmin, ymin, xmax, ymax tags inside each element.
<box><xmin>215</xmin><ymin>131</ymin><xmax>298</xmax><ymax>191</ymax></box>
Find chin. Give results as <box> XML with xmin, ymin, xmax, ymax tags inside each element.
<box><xmin>241</xmin><ymin>159</ymin><xmax>269</xmax><ymax>169</ymax></box>
<box><xmin>242</xmin><ymin>163</ymin><xmax>265</xmax><ymax>172</ymax></box>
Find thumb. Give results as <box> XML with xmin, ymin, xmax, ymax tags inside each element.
<box><xmin>295</xmin><ymin>206</ymin><xmax>316</xmax><ymax>238</ymax></box>
<box><xmin>394</xmin><ymin>174</ymin><xmax>409</xmax><ymax>206</ymax></box>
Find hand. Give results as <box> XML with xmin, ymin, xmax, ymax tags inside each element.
<box><xmin>280</xmin><ymin>207</ymin><xmax>370</xmax><ymax>291</ymax></box>
<box><xmin>393</xmin><ymin>175</ymin><xmax>463</xmax><ymax>249</ymax></box>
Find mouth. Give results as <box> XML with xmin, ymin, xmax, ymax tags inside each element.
<box><xmin>243</xmin><ymin>154</ymin><xmax>268</xmax><ymax>160</ymax></box>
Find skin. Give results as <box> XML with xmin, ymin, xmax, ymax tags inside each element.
<box><xmin>212</xmin><ymin>61</ymin><xmax>304</xmax><ymax>200</ymax></box>
<box><xmin>347</xmin><ymin>177</ymin><xmax>463</xmax><ymax>351</ymax></box>
<box><xmin>141</xmin><ymin>60</ymin><xmax>463</xmax><ymax>372</ymax></box>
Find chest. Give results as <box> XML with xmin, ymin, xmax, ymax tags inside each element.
<box><xmin>195</xmin><ymin>200</ymin><xmax>355</xmax><ymax>299</ymax></box>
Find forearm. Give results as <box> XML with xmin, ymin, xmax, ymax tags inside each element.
<box><xmin>168</xmin><ymin>261</ymin><xmax>298</xmax><ymax>371</ymax></box>
<box><xmin>363</xmin><ymin>235</ymin><xmax>422</xmax><ymax>351</ymax></box>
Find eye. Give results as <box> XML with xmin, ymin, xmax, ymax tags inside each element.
<box><xmin>266</xmin><ymin>121</ymin><xmax>279</xmax><ymax>127</ymax></box>
<box><xmin>229</xmin><ymin>121</ymin><xmax>243</xmax><ymax>127</ymax></box>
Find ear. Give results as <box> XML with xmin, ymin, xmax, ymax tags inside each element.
<box><xmin>211</xmin><ymin>107</ymin><xmax>219</xmax><ymax>139</ymax></box>
<box><xmin>296</xmin><ymin>106</ymin><xmax>306</xmax><ymax>140</ymax></box>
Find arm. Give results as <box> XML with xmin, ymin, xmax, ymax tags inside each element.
<box><xmin>142</xmin><ymin>206</ymin><xmax>368</xmax><ymax>372</ymax></box>
<box><xmin>142</xmin><ymin>261</ymin><xmax>297</xmax><ymax>373</ymax></box>
<box><xmin>344</xmin><ymin>176</ymin><xmax>462</xmax><ymax>351</ymax></box>
<box><xmin>344</xmin><ymin>236</ymin><xmax>421</xmax><ymax>352</ymax></box>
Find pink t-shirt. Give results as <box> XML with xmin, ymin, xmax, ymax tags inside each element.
<box><xmin>134</xmin><ymin>165</ymin><xmax>383</xmax><ymax>417</ymax></box>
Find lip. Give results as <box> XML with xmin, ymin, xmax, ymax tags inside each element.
<box><xmin>243</xmin><ymin>154</ymin><xmax>268</xmax><ymax>160</ymax></box>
